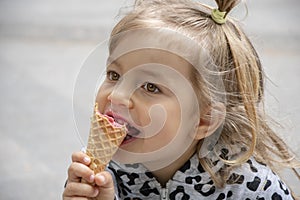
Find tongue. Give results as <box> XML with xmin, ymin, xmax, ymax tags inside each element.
<box><xmin>103</xmin><ymin>114</ymin><xmax>125</xmax><ymax>128</ymax></box>
<box><xmin>106</xmin><ymin>115</ymin><xmax>115</xmax><ymax>124</ymax></box>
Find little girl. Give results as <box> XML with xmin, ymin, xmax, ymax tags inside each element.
<box><xmin>63</xmin><ymin>0</ymin><xmax>299</xmax><ymax>199</ymax></box>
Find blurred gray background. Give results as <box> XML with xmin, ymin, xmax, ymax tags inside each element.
<box><xmin>0</xmin><ymin>0</ymin><xmax>299</xmax><ymax>199</ymax></box>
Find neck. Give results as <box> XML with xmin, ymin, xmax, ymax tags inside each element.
<box><xmin>150</xmin><ymin>144</ymin><xmax>197</xmax><ymax>187</ymax></box>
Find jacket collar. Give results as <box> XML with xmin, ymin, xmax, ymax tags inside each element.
<box><xmin>108</xmin><ymin>151</ymin><xmax>225</xmax><ymax>187</ymax></box>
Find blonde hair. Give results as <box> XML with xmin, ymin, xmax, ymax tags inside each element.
<box><xmin>109</xmin><ymin>0</ymin><xmax>300</xmax><ymax>193</ymax></box>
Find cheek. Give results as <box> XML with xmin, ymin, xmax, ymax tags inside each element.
<box><xmin>164</xmin><ymin>107</ymin><xmax>181</xmax><ymax>135</ymax></box>
<box><xmin>155</xmin><ymin>101</ymin><xmax>182</xmax><ymax>138</ymax></box>
<box><xmin>160</xmin><ymin>96</ymin><xmax>199</xmax><ymax>143</ymax></box>
<box><xmin>134</xmin><ymin>100</ymin><xmax>181</xmax><ymax>140</ymax></box>
<box><xmin>165</xmin><ymin>98</ymin><xmax>181</xmax><ymax>123</ymax></box>
<box><xmin>95</xmin><ymin>84</ymin><xmax>110</xmax><ymax>113</ymax></box>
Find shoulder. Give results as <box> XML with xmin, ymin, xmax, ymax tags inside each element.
<box><xmin>223</xmin><ymin>157</ymin><xmax>294</xmax><ymax>199</ymax></box>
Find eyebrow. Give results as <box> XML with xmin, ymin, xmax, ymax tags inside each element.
<box><xmin>106</xmin><ymin>57</ymin><xmax>168</xmax><ymax>79</ymax></box>
<box><xmin>140</xmin><ymin>68</ymin><xmax>161</xmax><ymax>77</ymax></box>
<box><xmin>106</xmin><ymin>57</ymin><xmax>122</xmax><ymax>68</ymax></box>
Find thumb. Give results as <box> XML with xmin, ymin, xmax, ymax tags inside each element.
<box><xmin>94</xmin><ymin>171</ymin><xmax>115</xmax><ymax>200</ymax></box>
<box><xmin>94</xmin><ymin>171</ymin><xmax>114</xmax><ymax>188</ymax></box>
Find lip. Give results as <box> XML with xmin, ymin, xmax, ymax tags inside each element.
<box><xmin>104</xmin><ymin>111</ymin><xmax>141</xmax><ymax>144</ymax></box>
<box><xmin>104</xmin><ymin>111</ymin><xmax>129</xmax><ymax>126</ymax></box>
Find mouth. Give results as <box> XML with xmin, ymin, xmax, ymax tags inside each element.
<box><xmin>106</xmin><ymin>112</ymin><xmax>141</xmax><ymax>145</ymax></box>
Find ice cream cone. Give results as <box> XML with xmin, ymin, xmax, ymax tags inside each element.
<box><xmin>86</xmin><ymin>103</ymin><xmax>126</xmax><ymax>174</ymax></box>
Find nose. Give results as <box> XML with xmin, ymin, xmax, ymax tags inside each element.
<box><xmin>107</xmin><ymin>89</ymin><xmax>133</xmax><ymax>109</ymax></box>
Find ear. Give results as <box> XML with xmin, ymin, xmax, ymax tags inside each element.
<box><xmin>194</xmin><ymin>102</ymin><xmax>226</xmax><ymax>140</ymax></box>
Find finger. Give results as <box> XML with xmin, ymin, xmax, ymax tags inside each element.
<box><xmin>94</xmin><ymin>171</ymin><xmax>115</xmax><ymax>200</ymax></box>
<box><xmin>68</xmin><ymin>162</ymin><xmax>95</xmax><ymax>183</ymax></box>
<box><xmin>71</xmin><ymin>151</ymin><xmax>91</xmax><ymax>165</ymax></box>
<box><xmin>63</xmin><ymin>197</ymin><xmax>88</xmax><ymax>200</ymax></box>
<box><xmin>94</xmin><ymin>171</ymin><xmax>114</xmax><ymax>189</ymax></box>
<box><xmin>63</xmin><ymin>182</ymin><xmax>99</xmax><ymax>198</ymax></box>
<box><xmin>64</xmin><ymin>198</ymin><xmax>88</xmax><ymax>200</ymax></box>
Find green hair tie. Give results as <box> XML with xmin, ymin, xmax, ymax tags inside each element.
<box><xmin>211</xmin><ymin>8</ymin><xmax>227</xmax><ymax>24</ymax></box>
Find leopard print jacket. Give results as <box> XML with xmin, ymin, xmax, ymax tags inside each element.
<box><xmin>108</xmin><ymin>151</ymin><xmax>293</xmax><ymax>200</ymax></box>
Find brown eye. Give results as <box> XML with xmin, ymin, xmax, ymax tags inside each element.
<box><xmin>107</xmin><ymin>71</ymin><xmax>120</xmax><ymax>81</ymax></box>
<box><xmin>143</xmin><ymin>82</ymin><xmax>160</xmax><ymax>93</ymax></box>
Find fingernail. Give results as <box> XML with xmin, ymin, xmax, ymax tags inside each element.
<box><xmin>81</xmin><ymin>147</ymin><xmax>87</xmax><ymax>153</ymax></box>
<box><xmin>97</xmin><ymin>174</ymin><xmax>106</xmax><ymax>184</ymax></box>
<box><xmin>89</xmin><ymin>174</ymin><xmax>95</xmax><ymax>182</ymax></box>
<box><xmin>93</xmin><ymin>188</ymin><xmax>99</xmax><ymax>197</ymax></box>
<box><xmin>83</xmin><ymin>157</ymin><xmax>90</xmax><ymax>164</ymax></box>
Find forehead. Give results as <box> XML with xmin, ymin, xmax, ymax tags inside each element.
<box><xmin>109</xmin><ymin>28</ymin><xmax>204</xmax><ymax>69</ymax></box>
<box><xmin>108</xmin><ymin>48</ymin><xmax>193</xmax><ymax>79</ymax></box>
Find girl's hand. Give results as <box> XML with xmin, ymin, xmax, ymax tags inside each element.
<box><xmin>63</xmin><ymin>151</ymin><xmax>115</xmax><ymax>200</ymax></box>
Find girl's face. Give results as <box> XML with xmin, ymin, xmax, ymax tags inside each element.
<box><xmin>95</xmin><ymin>48</ymin><xmax>201</xmax><ymax>167</ymax></box>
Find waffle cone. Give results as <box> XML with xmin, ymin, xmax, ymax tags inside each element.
<box><xmin>86</xmin><ymin>104</ymin><xmax>126</xmax><ymax>174</ymax></box>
